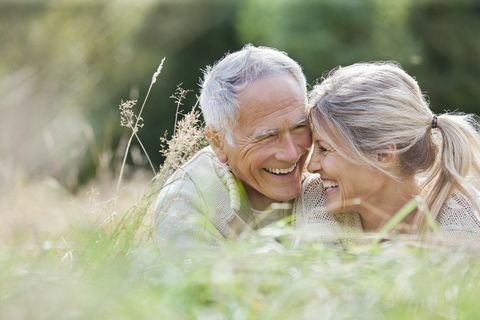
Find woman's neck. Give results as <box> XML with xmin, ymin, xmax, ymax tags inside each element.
<box><xmin>359</xmin><ymin>176</ymin><xmax>419</xmax><ymax>232</ymax></box>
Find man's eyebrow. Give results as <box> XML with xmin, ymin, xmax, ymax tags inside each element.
<box><xmin>250</xmin><ymin>128</ymin><xmax>279</xmax><ymax>140</ymax></box>
<box><xmin>292</xmin><ymin>116</ymin><xmax>309</xmax><ymax>127</ymax></box>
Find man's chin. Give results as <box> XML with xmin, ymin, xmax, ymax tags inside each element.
<box><xmin>269</xmin><ymin>189</ymin><xmax>300</xmax><ymax>203</ymax></box>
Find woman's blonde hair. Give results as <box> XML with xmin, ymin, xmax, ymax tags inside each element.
<box><xmin>309</xmin><ymin>61</ymin><xmax>480</xmax><ymax>231</ymax></box>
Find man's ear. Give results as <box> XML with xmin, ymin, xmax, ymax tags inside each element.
<box><xmin>204</xmin><ymin>126</ymin><xmax>228</xmax><ymax>163</ymax></box>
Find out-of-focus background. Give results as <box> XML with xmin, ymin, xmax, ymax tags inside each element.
<box><xmin>1</xmin><ymin>0</ymin><xmax>479</xmax><ymax>210</ymax></box>
<box><xmin>2</xmin><ymin>2</ymin><xmax>480</xmax><ymax>316</ymax></box>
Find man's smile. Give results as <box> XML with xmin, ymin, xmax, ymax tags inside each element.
<box><xmin>264</xmin><ymin>163</ymin><xmax>297</xmax><ymax>175</ymax></box>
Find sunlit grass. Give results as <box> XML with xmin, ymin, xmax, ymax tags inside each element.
<box><xmin>2</xmin><ymin>164</ymin><xmax>480</xmax><ymax>319</ymax></box>
<box><xmin>2</xmin><ymin>65</ymin><xmax>480</xmax><ymax>320</ymax></box>
<box><xmin>1</xmin><ymin>214</ymin><xmax>480</xmax><ymax>319</ymax></box>
<box><xmin>1</xmin><ymin>155</ymin><xmax>479</xmax><ymax>319</ymax></box>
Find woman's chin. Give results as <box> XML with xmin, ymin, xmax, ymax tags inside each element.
<box><xmin>326</xmin><ymin>200</ymin><xmax>345</xmax><ymax>214</ymax></box>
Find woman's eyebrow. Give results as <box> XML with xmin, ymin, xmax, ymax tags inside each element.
<box><xmin>318</xmin><ymin>140</ymin><xmax>335</xmax><ymax>150</ymax></box>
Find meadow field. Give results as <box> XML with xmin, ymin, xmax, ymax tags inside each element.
<box><xmin>2</xmin><ymin>2</ymin><xmax>479</xmax><ymax>318</ymax></box>
<box><xmin>2</xmin><ymin>106</ymin><xmax>480</xmax><ymax>320</ymax></box>
<box><xmin>2</xmin><ymin>178</ymin><xmax>480</xmax><ymax>319</ymax></box>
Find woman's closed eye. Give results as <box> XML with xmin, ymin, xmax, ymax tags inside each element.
<box><xmin>317</xmin><ymin>146</ymin><xmax>331</xmax><ymax>155</ymax></box>
<box><xmin>315</xmin><ymin>141</ymin><xmax>335</xmax><ymax>154</ymax></box>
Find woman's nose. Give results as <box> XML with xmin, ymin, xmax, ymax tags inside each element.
<box><xmin>307</xmin><ymin>148</ymin><xmax>322</xmax><ymax>174</ymax></box>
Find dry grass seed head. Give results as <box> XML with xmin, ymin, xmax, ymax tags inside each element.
<box><xmin>159</xmin><ymin>108</ymin><xmax>206</xmax><ymax>176</ymax></box>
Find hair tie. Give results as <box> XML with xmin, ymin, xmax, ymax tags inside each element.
<box><xmin>431</xmin><ymin>115</ymin><xmax>438</xmax><ymax>129</ymax></box>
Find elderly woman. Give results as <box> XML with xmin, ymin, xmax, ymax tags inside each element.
<box><xmin>305</xmin><ymin>62</ymin><xmax>480</xmax><ymax>238</ymax></box>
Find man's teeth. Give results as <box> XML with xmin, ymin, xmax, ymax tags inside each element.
<box><xmin>265</xmin><ymin>164</ymin><xmax>297</xmax><ymax>175</ymax></box>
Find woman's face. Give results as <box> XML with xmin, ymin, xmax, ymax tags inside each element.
<box><xmin>307</xmin><ymin>128</ymin><xmax>387</xmax><ymax>215</ymax></box>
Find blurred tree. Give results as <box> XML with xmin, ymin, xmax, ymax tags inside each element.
<box><xmin>236</xmin><ymin>0</ymin><xmax>479</xmax><ymax>115</ymax></box>
<box><xmin>409</xmin><ymin>0</ymin><xmax>480</xmax><ymax>114</ymax></box>
<box><xmin>131</xmin><ymin>0</ymin><xmax>239</xmax><ymax>178</ymax></box>
<box><xmin>0</xmin><ymin>0</ymin><xmax>240</xmax><ymax>189</ymax></box>
<box><xmin>0</xmin><ymin>1</ymin><xmax>157</xmax><ymax>189</ymax></box>
<box><xmin>236</xmin><ymin>0</ymin><xmax>420</xmax><ymax>83</ymax></box>
<box><xmin>1</xmin><ymin>0</ymin><xmax>478</xmax><ymax>189</ymax></box>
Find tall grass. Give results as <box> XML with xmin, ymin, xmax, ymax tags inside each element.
<box><xmin>2</xmin><ymin>223</ymin><xmax>480</xmax><ymax>319</ymax></box>
<box><xmin>1</xmin><ymin>63</ymin><xmax>480</xmax><ymax>320</ymax></box>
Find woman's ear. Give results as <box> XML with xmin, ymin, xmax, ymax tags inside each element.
<box><xmin>204</xmin><ymin>126</ymin><xmax>228</xmax><ymax>163</ymax></box>
<box><xmin>376</xmin><ymin>145</ymin><xmax>397</xmax><ymax>163</ymax></box>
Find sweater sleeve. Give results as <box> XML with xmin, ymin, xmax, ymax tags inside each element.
<box><xmin>153</xmin><ymin>151</ymin><xmax>228</xmax><ymax>246</ymax></box>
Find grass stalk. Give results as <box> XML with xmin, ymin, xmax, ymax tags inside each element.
<box><xmin>134</xmin><ymin>132</ymin><xmax>157</xmax><ymax>175</ymax></box>
<box><xmin>115</xmin><ymin>58</ymin><xmax>165</xmax><ymax>196</ymax></box>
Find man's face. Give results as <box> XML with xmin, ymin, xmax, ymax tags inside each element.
<box><xmin>215</xmin><ymin>75</ymin><xmax>311</xmax><ymax>210</ymax></box>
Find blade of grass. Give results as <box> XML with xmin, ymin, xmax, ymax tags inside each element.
<box><xmin>372</xmin><ymin>196</ymin><xmax>420</xmax><ymax>246</ymax></box>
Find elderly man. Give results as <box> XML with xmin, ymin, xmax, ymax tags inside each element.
<box><xmin>154</xmin><ymin>44</ymin><xmax>313</xmax><ymax>243</ymax></box>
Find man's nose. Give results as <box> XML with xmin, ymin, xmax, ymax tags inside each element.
<box><xmin>277</xmin><ymin>135</ymin><xmax>301</xmax><ymax>162</ymax></box>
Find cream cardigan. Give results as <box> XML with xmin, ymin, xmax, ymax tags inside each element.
<box><xmin>154</xmin><ymin>147</ymin><xmax>297</xmax><ymax>244</ymax></box>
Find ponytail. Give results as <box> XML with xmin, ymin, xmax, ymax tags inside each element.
<box><xmin>418</xmin><ymin>113</ymin><xmax>480</xmax><ymax>231</ymax></box>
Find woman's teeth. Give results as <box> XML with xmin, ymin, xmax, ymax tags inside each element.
<box><xmin>323</xmin><ymin>180</ymin><xmax>339</xmax><ymax>191</ymax></box>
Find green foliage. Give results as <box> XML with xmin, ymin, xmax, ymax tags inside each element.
<box><xmin>409</xmin><ymin>0</ymin><xmax>480</xmax><ymax>114</ymax></box>
<box><xmin>1</xmin><ymin>0</ymin><xmax>478</xmax><ymax>188</ymax></box>
<box><xmin>237</xmin><ymin>0</ymin><xmax>419</xmax><ymax>81</ymax></box>
<box><xmin>237</xmin><ymin>0</ymin><xmax>480</xmax><ymax>116</ymax></box>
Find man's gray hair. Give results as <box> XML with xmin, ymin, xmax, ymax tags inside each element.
<box><xmin>199</xmin><ymin>44</ymin><xmax>307</xmax><ymax>145</ymax></box>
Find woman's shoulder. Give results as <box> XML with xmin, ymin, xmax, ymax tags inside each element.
<box><xmin>437</xmin><ymin>192</ymin><xmax>480</xmax><ymax>237</ymax></box>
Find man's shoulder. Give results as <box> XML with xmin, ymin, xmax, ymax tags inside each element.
<box><xmin>155</xmin><ymin>146</ymin><xmax>229</xmax><ymax>204</ymax></box>
<box><xmin>166</xmin><ymin>146</ymin><xmax>227</xmax><ymax>183</ymax></box>
<box><xmin>153</xmin><ymin>146</ymin><xmax>237</xmax><ymax>241</ymax></box>
<box><xmin>180</xmin><ymin>146</ymin><xmax>218</xmax><ymax>168</ymax></box>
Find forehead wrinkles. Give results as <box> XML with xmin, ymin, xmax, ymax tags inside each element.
<box><xmin>237</xmin><ymin>76</ymin><xmax>305</xmax><ymax>119</ymax></box>
<box><xmin>233</xmin><ymin>75</ymin><xmax>307</xmax><ymax>140</ymax></box>
<box><xmin>237</xmin><ymin>101</ymin><xmax>307</xmax><ymax>135</ymax></box>
<box><xmin>240</xmin><ymin>81</ymin><xmax>305</xmax><ymax>109</ymax></box>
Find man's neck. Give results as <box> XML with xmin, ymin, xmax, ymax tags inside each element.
<box><xmin>246</xmin><ymin>188</ymin><xmax>292</xmax><ymax>211</ymax></box>
<box><xmin>248</xmin><ymin>195</ymin><xmax>274</xmax><ymax>211</ymax></box>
